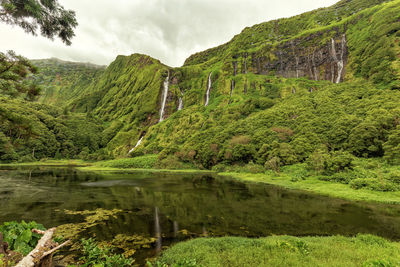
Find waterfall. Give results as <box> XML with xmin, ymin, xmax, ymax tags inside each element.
<box><xmin>205</xmin><ymin>72</ymin><xmax>212</xmax><ymax>106</ymax></box>
<box><xmin>159</xmin><ymin>72</ymin><xmax>170</xmax><ymax>122</ymax></box>
<box><xmin>173</xmin><ymin>221</ymin><xmax>179</xmax><ymax>238</ymax></box>
<box><xmin>292</xmin><ymin>87</ymin><xmax>296</xmax><ymax>94</ymax></box>
<box><xmin>178</xmin><ymin>96</ymin><xmax>183</xmax><ymax>111</ymax></box>
<box><xmin>244</xmin><ymin>53</ymin><xmax>248</xmax><ymax>74</ymax></box>
<box><xmin>154</xmin><ymin>207</ymin><xmax>162</xmax><ymax>252</ymax></box>
<box><xmin>312</xmin><ymin>52</ymin><xmax>318</xmax><ymax>81</ymax></box>
<box><xmin>230</xmin><ymin>80</ymin><xmax>235</xmax><ymax>97</ymax></box>
<box><xmin>336</xmin><ymin>34</ymin><xmax>346</xmax><ymax>83</ymax></box>
<box><xmin>233</xmin><ymin>61</ymin><xmax>237</xmax><ymax>76</ymax></box>
<box><xmin>295</xmin><ymin>56</ymin><xmax>299</xmax><ymax>78</ymax></box>
<box><xmin>331</xmin><ymin>35</ymin><xmax>346</xmax><ymax>84</ymax></box>
<box><xmin>128</xmin><ymin>136</ymin><xmax>144</xmax><ymax>154</ymax></box>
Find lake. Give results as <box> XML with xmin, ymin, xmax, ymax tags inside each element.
<box><xmin>1</xmin><ymin>166</ymin><xmax>400</xmax><ymax>265</ymax></box>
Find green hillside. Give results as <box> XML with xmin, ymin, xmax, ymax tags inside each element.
<box><xmin>32</xmin><ymin>58</ymin><xmax>105</xmax><ymax>105</ymax></box>
<box><xmin>1</xmin><ymin>0</ymin><xmax>400</xmax><ymax>170</ymax></box>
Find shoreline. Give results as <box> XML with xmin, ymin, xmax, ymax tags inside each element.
<box><xmin>2</xmin><ymin>160</ymin><xmax>400</xmax><ymax>204</ymax></box>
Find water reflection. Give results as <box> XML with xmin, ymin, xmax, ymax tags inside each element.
<box><xmin>154</xmin><ymin>207</ymin><xmax>162</xmax><ymax>253</ymax></box>
<box><xmin>1</xmin><ymin>166</ymin><xmax>400</xmax><ymax>262</ymax></box>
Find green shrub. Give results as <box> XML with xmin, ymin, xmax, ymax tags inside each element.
<box><xmin>307</xmin><ymin>150</ymin><xmax>354</xmax><ymax>175</ymax></box>
<box><xmin>0</xmin><ymin>221</ymin><xmax>46</xmax><ymax>255</ymax></box>
<box><xmin>356</xmin><ymin>234</ymin><xmax>389</xmax><ymax>247</ymax></box>
<box><xmin>100</xmin><ymin>155</ymin><xmax>158</xmax><ymax>169</ymax></box>
<box><xmin>318</xmin><ymin>172</ymin><xmax>356</xmax><ymax>184</ymax></box>
<box><xmin>241</xmin><ymin>162</ymin><xmax>265</xmax><ymax>174</ymax></box>
<box><xmin>155</xmin><ymin>155</ymin><xmax>184</xmax><ymax>170</ymax></box>
<box><xmin>350</xmin><ymin>178</ymin><xmax>399</xmax><ymax>192</ymax></box>
<box><xmin>387</xmin><ymin>171</ymin><xmax>400</xmax><ymax>184</ymax></box>
<box><xmin>362</xmin><ymin>259</ymin><xmax>397</xmax><ymax>267</ymax></box>
<box><xmin>211</xmin><ymin>163</ymin><xmax>228</xmax><ymax>172</ymax></box>
<box><xmin>77</xmin><ymin>238</ymin><xmax>133</xmax><ymax>267</ymax></box>
<box><xmin>17</xmin><ymin>155</ymin><xmax>37</xmax><ymax>163</ymax></box>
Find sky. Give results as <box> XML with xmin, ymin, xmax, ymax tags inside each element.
<box><xmin>0</xmin><ymin>0</ymin><xmax>339</xmax><ymax>67</ymax></box>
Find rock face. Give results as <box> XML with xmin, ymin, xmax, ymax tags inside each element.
<box><xmin>249</xmin><ymin>30</ymin><xmax>348</xmax><ymax>82</ymax></box>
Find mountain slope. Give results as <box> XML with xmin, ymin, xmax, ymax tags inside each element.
<box><xmin>32</xmin><ymin>58</ymin><xmax>105</xmax><ymax>105</ymax></box>
<box><xmin>5</xmin><ymin>0</ymin><xmax>399</xmax><ymax>165</ymax></box>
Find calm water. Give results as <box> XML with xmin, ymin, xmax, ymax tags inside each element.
<box><xmin>1</xmin><ymin>166</ymin><xmax>400</xmax><ymax>264</ymax></box>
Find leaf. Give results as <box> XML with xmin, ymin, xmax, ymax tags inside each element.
<box><xmin>19</xmin><ymin>229</ymin><xmax>32</xmax><ymax>243</ymax></box>
<box><xmin>14</xmin><ymin>240</ymin><xmax>33</xmax><ymax>256</ymax></box>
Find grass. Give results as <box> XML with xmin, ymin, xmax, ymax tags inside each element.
<box><xmin>76</xmin><ymin>165</ymin><xmax>214</xmax><ymax>174</ymax></box>
<box><xmin>0</xmin><ymin>159</ymin><xmax>90</xmax><ymax>167</ymax></box>
<box><xmin>156</xmin><ymin>235</ymin><xmax>400</xmax><ymax>267</ymax></box>
<box><xmin>219</xmin><ymin>173</ymin><xmax>400</xmax><ymax>204</ymax></box>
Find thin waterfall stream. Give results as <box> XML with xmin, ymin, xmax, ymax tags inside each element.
<box><xmin>205</xmin><ymin>72</ymin><xmax>212</xmax><ymax>106</ymax></box>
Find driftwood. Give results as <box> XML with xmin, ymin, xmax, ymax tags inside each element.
<box><xmin>15</xmin><ymin>228</ymin><xmax>69</xmax><ymax>267</ymax></box>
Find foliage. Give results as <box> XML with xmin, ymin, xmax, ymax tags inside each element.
<box><xmin>307</xmin><ymin>149</ymin><xmax>355</xmax><ymax>175</ymax></box>
<box><xmin>0</xmin><ymin>96</ymin><xmax>105</xmax><ymax>162</ymax></box>
<box><xmin>222</xmin><ymin>158</ymin><xmax>400</xmax><ymax>203</ymax></box>
<box><xmin>0</xmin><ymin>0</ymin><xmax>78</xmax><ymax>45</ymax></box>
<box><xmin>99</xmin><ymin>155</ymin><xmax>158</xmax><ymax>169</ymax></box>
<box><xmin>1</xmin><ymin>0</ymin><xmax>399</xmax><ymax>177</ymax></box>
<box><xmin>0</xmin><ymin>220</ymin><xmax>45</xmax><ymax>255</ymax></box>
<box><xmin>77</xmin><ymin>238</ymin><xmax>133</xmax><ymax>267</ymax></box>
<box><xmin>31</xmin><ymin>58</ymin><xmax>105</xmax><ymax>105</ymax></box>
<box><xmin>349</xmin><ymin>178</ymin><xmax>399</xmax><ymax>192</ymax></box>
<box><xmin>0</xmin><ymin>50</ymin><xmax>41</xmax><ymax>100</ymax></box>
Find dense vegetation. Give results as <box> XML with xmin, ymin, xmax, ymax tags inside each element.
<box><xmin>0</xmin><ymin>96</ymin><xmax>106</xmax><ymax>162</ymax></box>
<box><xmin>32</xmin><ymin>58</ymin><xmax>105</xmax><ymax>105</ymax></box>
<box><xmin>1</xmin><ymin>0</ymin><xmax>400</xmax><ymax>266</ymax></box>
<box><xmin>1</xmin><ymin>0</ymin><xmax>399</xmax><ymax>188</ymax></box>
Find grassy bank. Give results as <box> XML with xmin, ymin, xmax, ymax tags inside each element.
<box><xmin>220</xmin><ymin>163</ymin><xmax>400</xmax><ymax>204</ymax></box>
<box><xmin>0</xmin><ymin>159</ymin><xmax>90</xmax><ymax>167</ymax></box>
<box><xmin>155</xmin><ymin>235</ymin><xmax>400</xmax><ymax>267</ymax></box>
<box><xmin>2</xmin><ymin>157</ymin><xmax>400</xmax><ymax>204</ymax></box>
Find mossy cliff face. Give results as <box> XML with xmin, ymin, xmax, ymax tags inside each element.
<box><xmin>248</xmin><ymin>31</ymin><xmax>348</xmax><ymax>82</ymax></box>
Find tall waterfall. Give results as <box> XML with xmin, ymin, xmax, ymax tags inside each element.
<box><xmin>205</xmin><ymin>72</ymin><xmax>212</xmax><ymax>106</ymax></box>
<box><xmin>295</xmin><ymin>56</ymin><xmax>299</xmax><ymax>78</ymax></box>
<box><xmin>154</xmin><ymin>207</ymin><xmax>162</xmax><ymax>252</ymax></box>
<box><xmin>331</xmin><ymin>35</ymin><xmax>346</xmax><ymax>84</ymax></box>
<box><xmin>230</xmin><ymin>80</ymin><xmax>235</xmax><ymax>97</ymax></box>
<box><xmin>178</xmin><ymin>96</ymin><xmax>183</xmax><ymax>111</ymax></box>
<box><xmin>159</xmin><ymin>72</ymin><xmax>170</xmax><ymax>122</ymax></box>
<box><xmin>244</xmin><ymin>53</ymin><xmax>248</xmax><ymax>74</ymax></box>
<box><xmin>128</xmin><ymin>136</ymin><xmax>144</xmax><ymax>154</ymax></box>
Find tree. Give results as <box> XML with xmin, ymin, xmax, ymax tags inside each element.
<box><xmin>0</xmin><ymin>50</ymin><xmax>41</xmax><ymax>99</ymax></box>
<box><xmin>0</xmin><ymin>0</ymin><xmax>77</xmax><ymax>45</ymax></box>
<box><xmin>383</xmin><ymin>126</ymin><xmax>400</xmax><ymax>164</ymax></box>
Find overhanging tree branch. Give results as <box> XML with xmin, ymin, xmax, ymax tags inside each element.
<box><xmin>0</xmin><ymin>0</ymin><xmax>78</xmax><ymax>45</ymax></box>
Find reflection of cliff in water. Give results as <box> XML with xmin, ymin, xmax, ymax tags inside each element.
<box><xmin>1</xmin><ymin>166</ymin><xmax>400</xmax><ymax>243</ymax></box>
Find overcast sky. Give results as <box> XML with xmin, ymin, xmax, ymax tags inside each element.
<box><xmin>0</xmin><ymin>0</ymin><xmax>338</xmax><ymax>67</ymax></box>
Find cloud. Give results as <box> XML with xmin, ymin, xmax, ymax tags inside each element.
<box><xmin>0</xmin><ymin>0</ymin><xmax>338</xmax><ymax>67</ymax></box>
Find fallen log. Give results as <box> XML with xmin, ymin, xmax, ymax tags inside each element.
<box><xmin>15</xmin><ymin>228</ymin><xmax>69</xmax><ymax>267</ymax></box>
